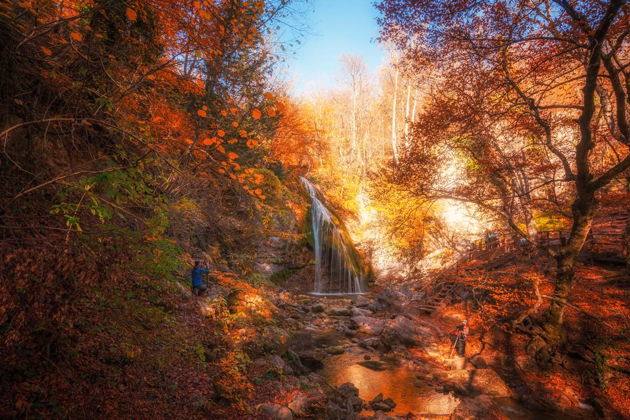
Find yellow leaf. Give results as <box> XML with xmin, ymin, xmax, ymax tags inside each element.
<box><xmin>217</xmin><ymin>130</ymin><xmax>225</xmax><ymax>137</ymax></box>
<box><xmin>252</xmin><ymin>109</ymin><xmax>262</xmax><ymax>119</ymax></box>
<box><xmin>70</xmin><ymin>31</ymin><xmax>83</xmax><ymax>41</ymax></box>
<box><xmin>40</xmin><ymin>46</ymin><xmax>52</xmax><ymax>56</ymax></box>
<box><xmin>232</xmin><ymin>121</ymin><xmax>239</xmax><ymax>127</ymax></box>
<box><xmin>125</xmin><ymin>7</ymin><xmax>137</xmax><ymax>21</ymax></box>
<box><xmin>228</xmin><ymin>152</ymin><xmax>239</xmax><ymax>160</ymax></box>
<box><xmin>197</xmin><ymin>109</ymin><xmax>207</xmax><ymax>117</ymax></box>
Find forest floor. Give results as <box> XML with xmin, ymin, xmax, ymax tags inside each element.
<box><xmin>244</xmin><ymin>252</ymin><xmax>630</xmax><ymax>420</ymax></box>
<box><xmin>3</xmin><ymin>254</ymin><xmax>628</xmax><ymax>419</ymax></box>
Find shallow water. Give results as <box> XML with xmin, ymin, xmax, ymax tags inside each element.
<box><xmin>320</xmin><ymin>346</ymin><xmax>459</xmax><ymax>416</ymax></box>
<box><xmin>320</xmin><ymin>346</ymin><xmax>559</xmax><ymax>419</ymax></box>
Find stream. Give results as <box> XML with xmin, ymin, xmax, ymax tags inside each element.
<box><xmin>287</xmin><ymin>293</ymin><xmax>588</xmax><ymax>419</ymax></box>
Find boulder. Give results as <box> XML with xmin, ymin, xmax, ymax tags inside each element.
<box><xmin>380</xmin><ymin>316</ymin><xmax>419</xmax><ymax>348</ymax></box>
<box><xmin>285</xmin><ymin>350</ymin><xmax>307</xmax><ymax>374</ymax></box>
<box><xmin>253</xmin><ymin>355</ymin><xmax>292</xmax><ymax>375</ymax></box>
<box><xmin>351</xmin><ymin>316</ymin><xmax>386</xmax><ymax>335</ymax></box>
<box><xmin>354</xmin><ymin>295</ymin><xmax>371</xmax><ymax>308</ymax></box>
<box><xmin>325</xmin><ymin>382</ymin><xmax>363</xmax><ymax>419</ymax></box>
<box><xmin>327</xmin><ymin>307</ymin><xmax>352</xmax><ymax>317</ymax></box>
<box><xmin>259</xmin><ymin>403</ymin><xmax>293</xmax><ymax>420</ymax></box>
<box><xmin>470</xmin><ymin>369</ymin><xmax>513</xmax><ymax>397</ymax></box>
<box><xmin>259</xmin><ymin>327</ymin><xmax>290</xmax><ymax>356</ymax></box>
<box><xmin>269</xmin><ymin>354</ymin><xmax>291</xmax><ymax>374</ymax></box>
<box><xmin>359</xmin><ymin>337</ymin><xmax>381</xmax><ymax>349</ymax></box>
<box><xmin>351</xmin><ymin>307</ymin><xmax>373</xmax><ymax>317</ymax></box>
<box><xmin>369</xmin><ymin>394</ymin><xmax>396</xmax><ymax>412</ymax></box>
<box><xmin>413</xmin><ymin>390</ymin><xmax>460</xmax><ymax>415</ymax></box>
<box><xmin>310</xmin><ymin>303</ymin><xmax>325</xmax><ymax>313</ymax></box>
<box><xmin>450</xmin><ymin>395</ymin><xmax>508</xmax><ymax>420</ymax></box>
<box><xmin>297</xmin><ymin>351</ymin><xmax>325</xmax><ymax>371</ymax></box>
<box><xmin>375</xmin><ymin>289</ymin><xmax>404</xmax><ymax>312</ymax></box>
<box><xmin>287</xmin><ymin>393</ymin><xmax>313</xmax><ymax>417</ymax></box>
<box><xmin>357</xmin><ymin>360</ymin><xmax>388</xmax><ymax>371</ymax></box>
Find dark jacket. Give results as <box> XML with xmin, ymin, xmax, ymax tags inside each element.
<box><xmin>192</xmin><ymin>266</ymin><xmax>209</xmax><ymax>287</ymax></box>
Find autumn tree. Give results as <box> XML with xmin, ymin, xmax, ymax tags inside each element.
<box><xmin>378</xmin><ymin>0</ymin><xmax>630</xmax><ymax>336</ymax></box>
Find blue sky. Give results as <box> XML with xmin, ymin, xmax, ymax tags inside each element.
<box><xmin>282</xmin><ymin>0</ymin><xmax>385</xmax><ymax>95</ymax></box>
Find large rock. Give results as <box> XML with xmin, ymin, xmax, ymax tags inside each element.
<box><xmin>451</xmin><ymin>395</ymin><xmax>508</xmax><ymax>420</ymax></box>
<box><xmin>259</xmin><ymin>403</ymin><xmax>293</xmax><ymax>420</ymax></box>
<box><xmin>351</xmin><ymin>316</ymin><xmax>386</xmax><ymax>335</ymax></box>
<box><xmin>374</xmin><ymin>289</ymin><xmax>404</xmax><ymax>312</ymax></box>
<box><xmin>287</xmin><ymin>392</ymin><xmax>323</xmax><ymax>417</ymax></box>
<box><xmin>470</xmin><ymin>369</ymin><xmax>513</xmax><ymax>397</ymax></box>
<box><xmin>369</xmin><ymin>393</ymin><xmax>396</xmax><ymax>412</ymax></box>
<box><xmin>351</xmin><ymin>307</ymin><xmax>373</xmax><ymax>317</ymax></box>
<box><xmin>325</xmin><ymin>382</ymin><xmax>363</xmax><ymax>419</ymax></box>
<box><xmin>260</xmin><ymin>327</ymin><xmax>290</xmax><ymax>356</ymax></box>
<box><xmin>353</xmin><ymin>295</ymin><xmax>371</xmax><ymax>308</ymax></box>
<box><xmin>297</xmin><ymin>350</ymin><xmax>325</xmax><ymax>371</ymax></box>
<box><xmin>414</xmin><ymin>391</ymin><xmax>460</xmax><ymax>415</ymax></box>
<box><xmin>380</xmin><ymin>316</ymin><xmax>419</xmax><ymax>348</ymax></box>
<box><xmin>357</xmin><ymin>360</ymin><xmax>388</xmax><ymax>371</ymax></box>
<box><xmin>253</xmin><ymin>355</ymin><xmax>292</xmax><ymax>375</ymax></box>
<box><xmin>359</xmin><ymin>337</ymin><xmax>381</xmax><ymax>349</ymax></box>
<box><xmin>327</xmin><ymin>306</ymin><xmax>352</xmax><ymax>316</ymax></box>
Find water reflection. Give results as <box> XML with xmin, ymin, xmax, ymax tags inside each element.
<box><xmin>320</xmin><ymin>347</ymin><xmax>459</xmax><ymax>416</ymax></box>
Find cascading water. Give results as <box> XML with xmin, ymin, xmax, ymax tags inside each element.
<box><xmin>301</xmin><ymin>177</ymin><xmax>366</xmax><ymax>294</ymax></box>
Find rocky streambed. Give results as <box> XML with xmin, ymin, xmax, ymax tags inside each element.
<box><xmin>251</xmin><ymin>289</ymin><xmax>594</xmax><ymax>420</ymax></box>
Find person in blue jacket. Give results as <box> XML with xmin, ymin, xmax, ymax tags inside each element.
<box><xmin>191</xmin><ymin>260</ymin><xmax>209</xmax><ymax>296</ymax></box>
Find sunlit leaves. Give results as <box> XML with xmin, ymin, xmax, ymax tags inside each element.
<box><xmin>125</xmin><ymin>7</ymin><xmax>137</xmax><ymax>21</ymax></box>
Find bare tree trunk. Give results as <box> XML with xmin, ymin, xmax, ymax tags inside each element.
<box><xmin>411</xmin><ymin>88</ymin><xmax>417</xmax><ymax>124</ymax></box>
<box><xmin>391</xmin><ymin>69</ymin><xmax>399</xmax><ymax>164</ymax></box>
<box><xmin>351</xmin><ymin>81</ymin><xmax>358</xmax><ymax>162</ymax></box>
<box><xmin>546</xmin><ymin>191</ymin><xmax>596</xmax><ymax>332</ymax></box>
<box><xmin>404</xmin><ymin>83</ymin><xmax>411</xmax><ymax>148</ymax></box>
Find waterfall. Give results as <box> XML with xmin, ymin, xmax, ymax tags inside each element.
<box><xmin>301</xmin><ymin>177</ymin><xmax>366</xmax><ymax>294</ymax></box>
